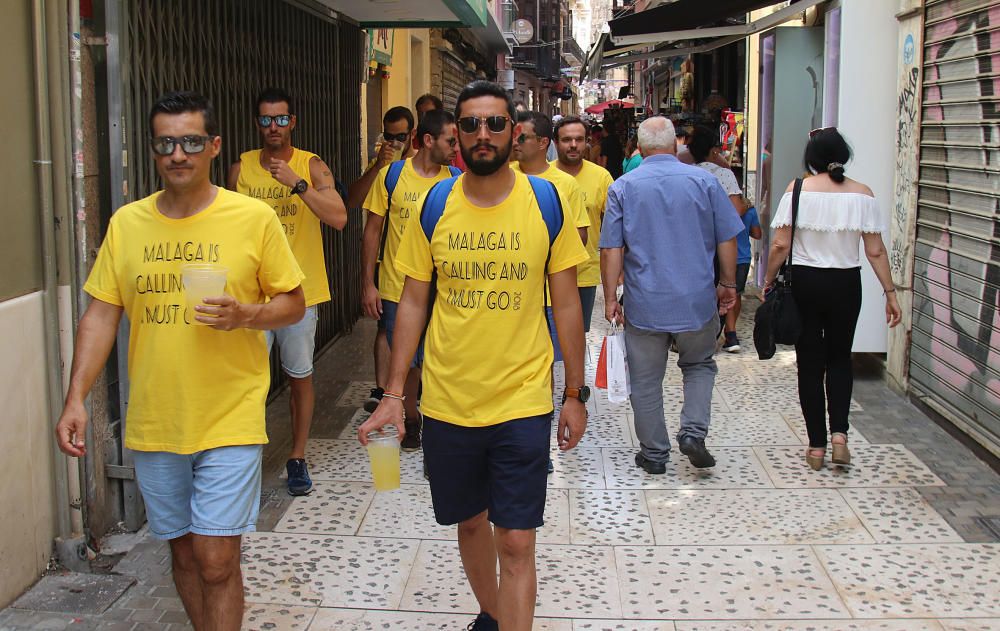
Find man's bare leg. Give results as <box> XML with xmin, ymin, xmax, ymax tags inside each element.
<box><xmin>724</xmin><ymin>294</ymin><xmax>742</xmax><ymax>333</ymax></box>
<box><xmin>191</xmin><ymin>534</ymin><xmax>244</xmax><ymax>631</ymax></box>
<box><xmin>375</xmin><ymin>328</ymin><xmax>390</xmax><ymax>388</ymax></box>
<box><xmin>457</xmin><ymin>511</ymin><xmax>499</xmax><ymax>620</ymax></box>
<box><xmin>288</xmin><ymin>375</ymin><xmax>314</xmax><ymax>460</ymax></box>
<box><xmin>169</xmin><ymin>534</ymin><xmax>205</xmax><ymax>628</ymax></box>
<box><xmin>494</xmin><ymin>526</ymin><xmax>537</xmax><ymax>631</ymax></box>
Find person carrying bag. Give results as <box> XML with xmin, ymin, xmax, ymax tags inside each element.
<box><xmin>596</xmin><ymin>321</ymin><xmax>630</xmax><ymax>404</ymax></box>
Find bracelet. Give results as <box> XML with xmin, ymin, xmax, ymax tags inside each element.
<box><xmin>883</xmin><ymin>288</ymin><xmax>896</xmax><ymax>294</ymax></box>
<box><xmin>382</xmin><ymin>391</ymin><xmax>405</xmax><ymax>402</ymax></box>
<box><xmin>719</xmin><ymin>281</ymin><xmax>737</xmax><ymax>289</ymax></box>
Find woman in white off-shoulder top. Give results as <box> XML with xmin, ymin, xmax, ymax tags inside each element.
<box><xmin>763</xmin><ymin>128</ymin><xmax>902</xmax><ymax>471</ymax></box>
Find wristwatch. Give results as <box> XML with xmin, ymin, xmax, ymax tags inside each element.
<box><xmin>290</xmin><ymin>179</ymin><xmax>308</xmax><ymax>195</ymax></box>
<box><xmin>562</xmin><ymin>385</ymin><xmax>591</xmax><ymax>404</ymax></box>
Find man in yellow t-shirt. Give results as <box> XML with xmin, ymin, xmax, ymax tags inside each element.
<box><xmin>55</xmin><ymin>92</ymin><xmax>305</xmax><ymax>631</ymax></box>
<box><xmin>359</xmin><ymin>81</ymin><xmax>589</xmax><ymax>631</ymax></box>
<box><xmin>361</xmin><ymin>109</ymin><xmax>459</xmax><ymax>451</ymax></box>
<box><xmin>554</xmin><ymin>115</ymin><xmax>615</xmax><ymax>333</ymax></box>
<box><xmin>227</xmin><ymin>88</ymin><xmax>347</xmax><ymax>497</ymax></box>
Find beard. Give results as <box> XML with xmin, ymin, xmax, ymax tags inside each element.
<box><xmin>461</xmin><ymin>137</ymin><xmax>512</xmax><ymax>176</ymax></box>
<box><xmin>557</xmin><ymin>148</ymin><xmax>583</xmax><ymax>166</ymax></box>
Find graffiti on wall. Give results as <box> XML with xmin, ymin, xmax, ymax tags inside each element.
<box><xmin>911</xmin><ymin>2</ymin><xmax>1000</xmax><ymax>419</ymax></box>
<box><xmin>893</xmin><ymin>59</ymin><xmax>919</xmax><ymax>277</ymax></box>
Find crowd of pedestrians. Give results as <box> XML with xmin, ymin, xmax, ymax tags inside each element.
<box><xmin>51</xmin><ymin>79</ymin><xmax>900</xmax><ymax>631</ymax></box>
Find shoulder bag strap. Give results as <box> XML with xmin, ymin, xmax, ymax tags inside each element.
<box><xmin>787</xmin><ymin>177</ymin><xmax>803</xmax><ymax>284</ymax></box>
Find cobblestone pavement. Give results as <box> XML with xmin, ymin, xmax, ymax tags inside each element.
<box><xmin>3</xmin><ymin>291</ymin><xmax>998</xmax><ymax>630</ymax></box>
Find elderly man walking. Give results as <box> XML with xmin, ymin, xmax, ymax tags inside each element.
<box><xmin>600</xmin><ymin>117</ymin><xmax>744</xmax><ymax>472</ymax></box>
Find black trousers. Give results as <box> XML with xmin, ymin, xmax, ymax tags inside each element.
<box><xmin>790</xmin><ymin>266</ymin><xmax>862</xmax><ymax>449</ymax></box>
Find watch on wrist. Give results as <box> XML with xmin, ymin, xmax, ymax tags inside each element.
<box><xmin>291</xmin><ymin>179</ymin><xmax>308</xmax><ymax>195</ymax></box>
<box><xmin>562</xmin><ymin>385</ymin><xmax>591</xmax><ymax>404</ymax></box>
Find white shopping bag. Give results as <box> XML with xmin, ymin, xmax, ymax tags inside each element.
<box><xmin>605</xmin><ymin>323</ymin><xmax>630</xmax><ymax>404</ymax></box>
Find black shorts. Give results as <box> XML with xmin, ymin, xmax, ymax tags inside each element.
<box><xmin>422</xmin><ymin>414</ymin><xmax>551</xmax><ymax>530</ymax></box>
<box><xmin>736</xmin><ymin>263</ymin><xmax>750</xmax><ymax>294</ymax></box>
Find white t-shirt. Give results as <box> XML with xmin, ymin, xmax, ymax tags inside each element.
<box><xmin>696</xmin><ymin>162</ymin><xmax>742</xmax><ymax>196</ymax></box>
<box><xmin>771</xmin><ymin>191</ymin><xmax>885</xmax><ymax>268</ymax></box>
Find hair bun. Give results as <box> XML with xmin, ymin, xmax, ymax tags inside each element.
<box><xmin>826</xmin><ymin>161</ymin><xmax>846</xmax><ymax>182</ymax></box>
<box><xmin>826</xmin><ymin>162</ymin><xmax>844</xmax><ymax>173</ymax></box>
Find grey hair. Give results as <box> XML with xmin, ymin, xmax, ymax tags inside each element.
<box><xmin>637</xmin><ymin>116</ymin><xmax>676</xmax><ymax>152</ymax></box>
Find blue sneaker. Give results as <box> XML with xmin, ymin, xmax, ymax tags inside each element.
<box><xmin>286</xmin><ymin>458</ymin><xmax>313</xmax><ymax>496</ymax></box>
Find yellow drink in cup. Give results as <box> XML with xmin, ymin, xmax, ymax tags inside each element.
<box><xmin>181</xmin><ymin>264</ymin><xmax>228</xmax><ymax>325</ymax></box>
<box><xmin>366</xmin><ymin>428</ymin><xmax>401</xmax><ymax>491</ymax></box>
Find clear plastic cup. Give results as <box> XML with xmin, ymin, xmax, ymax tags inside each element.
<box><xmin>365</xmin><ymin>427</ymin><xmax>401</xmax><ymax>491</ymax></box>
<box><xmin>181</xmin><ymin>264</ymin><xmax>228</xmax><ymax>325</ymax></box>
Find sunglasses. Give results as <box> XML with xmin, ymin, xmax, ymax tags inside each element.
<box><xmin>517</xmin><ymin>133</ymin><xmax>540</xmax><ymax>144</ymax></box>
<box><xmin>458</xmin><ymin>115</ymin><xmax>510</xmax><ymax>134</ymax></box>
<box><xmin>150</xmin><ymin>135</ymin><xmax>214</xmax><ymax>156</ymax></box>
<box><xmin>382</xmin><ymin>131</ymin><xmax>410</xmax><ymax>144</ymax></box>
<box><xmin>257</xmin><ymin>114</ymin><xmax>291</xmax><ymax>128</ymax></box>
<box><xmin>809</xmin><ymin>125</ymin><xmax>837</xmax><ymax>138</ymax></box>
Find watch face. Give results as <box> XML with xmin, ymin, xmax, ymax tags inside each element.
<box><xmin>578</xmin><ymin>385</ymin><xmax>591</xmax><ymax>403</ymax></box>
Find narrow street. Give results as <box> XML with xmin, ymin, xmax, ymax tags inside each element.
<box><xmin>4</xmin><ymin>289</ymin><xmax>998</xmax><ymax>630</ymax></box>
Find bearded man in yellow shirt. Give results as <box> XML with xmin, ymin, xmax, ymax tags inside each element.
<box><xmin>359</xmin><ymin>81</ymin><xmax>589</xmax><ymax>631</ymax></box>
<box><xmin>554</xmin><ymin>115</ymin><xmax>615</xmax><ymax>334</ymax></box>
<box><xmin>228</xmin><ymin>88</ymin><xmax>347</xmax><ymax>496</ymax></box>
<box><xmin>55</xmin><ymin>91</ymin><xmax>306</xmax><ymax>631</ymax></box>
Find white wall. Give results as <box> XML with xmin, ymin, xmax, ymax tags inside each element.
<box><xmin>0</xmin><ymin>291</ymin><xmax>57</xmax><ymax>606</ymax></box>
<box><xmin>836</xmin><ymin>0</ymin><xmax>898</xmax><ymax>352</ymax></box>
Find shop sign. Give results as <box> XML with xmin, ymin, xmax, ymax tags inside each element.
<box><xmin>368</xmin><ymin>28</ymin><xmax>394</xmax><ymax>66</ymax></box>
<box><xmin>513</xmin><ymin>19</ymin><xmax>534</xmax><ymax>44</ymax></box>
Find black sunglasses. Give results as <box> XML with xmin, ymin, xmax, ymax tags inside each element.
<box><xmin>517</xmin><ymin>133</ymin><xmax>540</xmax><ymax>144</ymax></box>
<box><xmin>150</xmin><ymin>135</ymin><xmax>214</xmax><ymax>156</ymax></box>
<box><xmin>458</xmin><ymin>116</ymin><xmax>510</xmax><ymax>134</ymax></box>
<box><xmin>382</xmin><ymin>131</ymin><xmax>410</xmax><ymax>144</ymax></box>
<box><xmin>257</xmin><ymin>114</ymin><xmax>291</xmax><ymax>128</ymax></box>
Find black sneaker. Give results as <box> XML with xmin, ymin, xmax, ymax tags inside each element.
<box><xmin>634</xmin><ymin>452</ymin><xmax>667</xmax><ymax>475</ymax></box>
<box><xmin>678</xmin><ymin>436</ymin><xmax>716</xmax><ymax>468</ymax></box>
<box><xmin>401</xmin><ymin>416</ymin><xmax>422</xmax><ymax>452</ymax></box>
<box><xmin>722</xmin><ymin>331</ymin><xmax>741</xmax><ymax>353</ymax></box>
<box><xmin>547</xmin><ymin>458</ymin><xmax>554</xmax><ymax>474</ymax></box>
<box><xmin>467</xmin><ymin>612</ymin><xmax>499</xmax><ymax>631</ymax></box>
<box><xmin>363</xmin><ymin>387</ymin><xmax>384</xmax><ymax>413</ymax></box>
<box><xmin>286</xmin><ymin>458</ymin><xmax>313</xmax><ymax>496</ymax></box>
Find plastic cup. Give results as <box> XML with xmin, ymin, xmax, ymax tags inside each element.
<box><xmin>365</xmin><ymin>427</ymin><xmax>401</xmax><ymax>491</ymax></box>
<box><xmin>181</xmin><ymin>264</ymin><xmax>228</xmax><ymax>325</ymax></box>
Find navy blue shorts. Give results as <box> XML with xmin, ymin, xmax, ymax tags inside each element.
<box><xmin>578</xmin><ymin>285</ymin><xmax>597</xmax><ymax>333</ymax></box>
<box><xmin>422</xmin><ymin>414</ymin><xmax>552</xmax><ymax>530</ymax></box>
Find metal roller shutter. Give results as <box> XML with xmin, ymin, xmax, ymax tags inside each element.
<box><xmin>441</xmin><ymin>50</ymin><xmax>473</xmax><ymax>112</ymax></box>
<box><xmin>911</xmin><ymin>0</ymin><xmax>1000</xmax><ymax>455</ymax></box>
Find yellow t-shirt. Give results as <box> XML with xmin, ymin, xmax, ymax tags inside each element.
<box><xmin>362</xmin><ymin>158</ymin><xmax>456</xmax><ymax>302</ymax></box>
<box><xmin>553</xmin><ymin>160</ymin><xmax>614</xmax><ymax>287</ymax></box>
<box><xmin>395</xmin><ymin>173</ymin><xmax>589</xmax><ymax>427</ymax></box>
<box><xmin>236</xmin><ymin>148</ymin><xmax>330</xmax><ymax>306</ymax></box>
<box><xmin>511</xmin><ymin>162</ymin><xmax>589</xmax><ymax>230</ymax></box>
<box><xmin>83</xmin><ymin>188</ymin><xmax>305</xmax><ymax>454</ymax></box>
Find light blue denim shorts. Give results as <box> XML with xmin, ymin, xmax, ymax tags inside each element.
<box><xmin>266</xmin><ymin>305</ymin><xmax>318</xmax><ymax>378</ymax></box>
<box><xmin>132</xmin><ymin>444</ymin><xmax>263</xmax><ymax>540</ymax></box>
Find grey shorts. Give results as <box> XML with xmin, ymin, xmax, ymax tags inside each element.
<box><xmin>266</xmin><ymin>305</ymin><xmax>318</xmax><ymax>378</ymax></box>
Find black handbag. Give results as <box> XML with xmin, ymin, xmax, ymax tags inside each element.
<box><xmin>753</xmin><ymin>178</ymin><xmax>804</xmax><ymax>359</ymax></box>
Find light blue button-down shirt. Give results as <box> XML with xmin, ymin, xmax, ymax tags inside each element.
<box><xmin>599</xmin><ymin>153</ymin><xmax>744</xmax><ymax>333</ymax></box>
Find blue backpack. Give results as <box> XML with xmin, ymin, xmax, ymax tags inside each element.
<box><xmin>378</xmin><ymin>160</ymin><xmax>462</xmax><ymax>260</ymax></box>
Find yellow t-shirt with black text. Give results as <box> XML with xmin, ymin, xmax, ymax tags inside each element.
<box><xmin>553</xmin><ymin>160</ymin><xmax>614</xmax><ymax>286</ymax></box>
<box><xmin>83</xmin><ymin>188</ymin><xmax>304</xmax><ymax>454</ymax></box>
<box><xmin>363</xmin><ymin>158</ymin><xmax>455</xmax><ymax>302</ymax></box>
<box><xmin>395</xmin><ymin>172</ymin><xmax>589</xmax><ymax>427</ymax></box>
<box><xmin>236</xmin><ymin>148</ymin><xmax>330</xmax><ymax>306</ymax></box>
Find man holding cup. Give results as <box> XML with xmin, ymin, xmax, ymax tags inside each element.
<box><xmin>228</xmin><ymin>87</ymin><xmax>348</xmax><ymax>496</ymax></box>
<box><xmin>55</xmin><ymin>91</ymin><xmax>305</xmax><ymax>631</ymax></box>
<box><xmin>359</xmin><ymin>81</ymin><xmax>589</xmax><ymax>631</ymax></box>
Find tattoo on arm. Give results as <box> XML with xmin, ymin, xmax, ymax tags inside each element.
<box><xmin>314</xmin><ymin>185</ymin><xmax>333</xmax><ymax>192</ymax></box>
<box><xmin>322</xmin><ymin>170</ymin><xmax>332</xmax><ymax>177</ymax></box>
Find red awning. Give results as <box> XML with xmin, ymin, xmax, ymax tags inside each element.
<box><xmin>585</xmin><ymin>100</ymin><xmax>635</xmax><ymax>114</ymax></box>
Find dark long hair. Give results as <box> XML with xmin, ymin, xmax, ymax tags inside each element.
<box><xmin>804</xmin><ymin>128</ymin><xmax>851</xmax><ymax>183</ymax></box>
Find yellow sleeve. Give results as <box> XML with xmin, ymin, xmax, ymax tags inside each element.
<box><xmin>362</xmin><ymin>165</ymin><xmax>390</xmax><ymax>217</ymax></box>
<box><xmin>598</xmin><ymin>172</ymin><xmax>614</xmax><ymax>216</ymax></box>
<box><xmin>393</xmin><ymin>203</ymin><xmax>435</xmax><ymax>282</ymax></box>
<box><xmin>83</xmin><ymin>220</ymin><xmax>123</xmax><ymax>306</ymax></box>
<box><xmin>258</xmin><ymin>213</ymin><xmax>306</xmax><ymax>297</ymax></box>
<box><xmin>548</xmin><ymin>189</ymin><xmax>590</xmax><ymax>274</ymax></box>
<box><xmin>567</xmin><ymin>181</ymin><xmax>590</xmax><ymax>228</ymax></box>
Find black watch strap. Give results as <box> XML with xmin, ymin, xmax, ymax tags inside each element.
<box><xmin>292</xmin><ymin>179</ymin><xmax>308</xmax><ymax>194</ymax></box>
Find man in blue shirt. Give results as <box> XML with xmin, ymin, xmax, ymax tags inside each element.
<box><xmin>599</xmin><ymin>116</ymin><xmax>743</xmax><ymax>472</ymax></box>
<box><xmin>723</xmin><ymin>198</ymin><xmax>762</xmax><ymax>352</ymax></box>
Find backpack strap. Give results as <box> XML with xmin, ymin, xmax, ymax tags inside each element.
<box><xmin>447</xmin><ymin>165</ymin><xmax>463</xmax><ymax>177</ymax></box>
<box><xmin>525</xmin><ymin>175</ymin><xmax>563</xmax><ymax>248</ymax></box>
<box><xmin>420</xmin><ymin>176</ymin><xmax>459</xmax><ymax>242</ymax></box>
<box><xmin>378</xmin><ymin>160</ymin><xmax>408</xmax><ymax>261</ymax></box>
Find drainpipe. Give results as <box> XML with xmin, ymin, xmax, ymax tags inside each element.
<box><xmin>33</xmin><ymin>0</ymin><xmax>86</xmax><ymax>566</ymax></box>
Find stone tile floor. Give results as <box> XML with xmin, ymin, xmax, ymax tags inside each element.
<box><xmin>2</xmin><ymin>292</ymin><xmax>998</xmax><ymax>630</ymax></box>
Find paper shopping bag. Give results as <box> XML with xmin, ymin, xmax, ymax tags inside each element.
<box><xmin>606</xmin><ymin>324</ymin><xmax>630</xmax><ymax>403</ymax></box>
